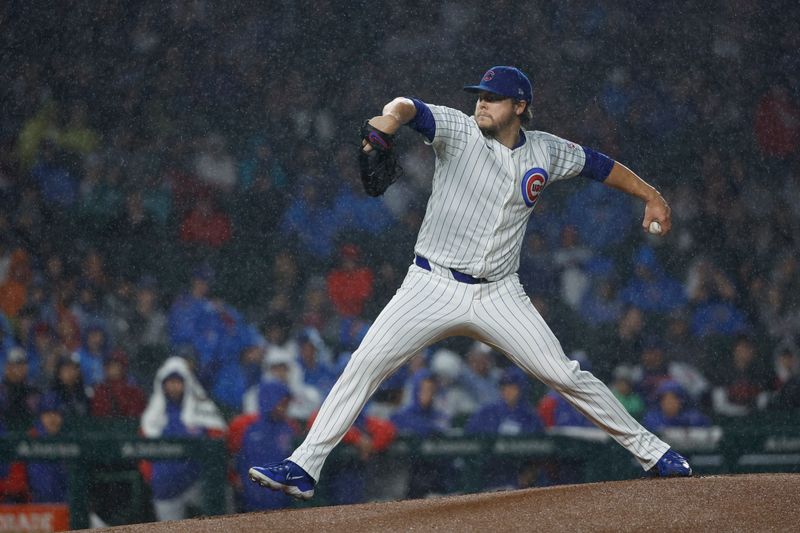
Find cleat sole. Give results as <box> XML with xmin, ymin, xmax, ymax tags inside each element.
<box><xmin>248</xmin><ymin>467</ymin><xmax>315</xmax><ymax>500</ymax></box>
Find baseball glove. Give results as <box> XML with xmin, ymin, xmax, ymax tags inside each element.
<box><xmin>358</xmin><ymin>120</ymin><xmax>402</xmax><ymax>197</ymax></box>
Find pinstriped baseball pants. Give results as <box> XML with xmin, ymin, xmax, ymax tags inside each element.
<box><xmin>289</xmin><ymin>263</ymin><xmax>670</xmax><ymax>481</ymax></box>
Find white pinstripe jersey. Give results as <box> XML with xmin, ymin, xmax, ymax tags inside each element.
<box><xmin>414</xmin><ymin>104</ymin><xmax>587</xmax><ymax>281</ymax></box>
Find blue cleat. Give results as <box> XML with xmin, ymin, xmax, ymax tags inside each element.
<box><xmin>649</xmin><ymin>449</ymin><xmax>693</xmax><ymax>477</ymax></box>
<box><xmin>248</xmin><ymin>460</ymin><xmax>316</xmax><ymax>500</ymax></box>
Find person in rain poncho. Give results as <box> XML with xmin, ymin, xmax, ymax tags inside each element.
<box><xmin>140</xmin><ymin>356</ymin><xmax>227</xmax><ymax>521</ymax></box>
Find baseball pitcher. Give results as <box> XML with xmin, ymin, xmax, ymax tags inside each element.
<box><xmin>249</xmin><ymin>66</ymin><xmax>692</xmax><ymax>500</ymax></box>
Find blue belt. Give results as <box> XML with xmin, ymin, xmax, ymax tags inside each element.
<box><xmin>415</xmin><ymin>255</ymin><xmax>488</xmax><ymax>284</ymax></box>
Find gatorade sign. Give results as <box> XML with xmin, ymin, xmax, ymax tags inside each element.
<box><xmin>0</xmin><ymin>505</ymin><xmax>70</xmax><ymax>532</ymax></box>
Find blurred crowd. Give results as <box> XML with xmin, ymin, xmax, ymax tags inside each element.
<box><xmin>1</xmin><ymin>0</ymin><xmax>800</xmax><ymax>522</ymax></box>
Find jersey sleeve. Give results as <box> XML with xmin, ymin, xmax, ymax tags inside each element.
<box><xmin>540</xmin><ymin>132</ymin><xmax>588</xmax><ymax>182</ymax></box>
<box><xmin>426</xmin><ymin>104</ymin><xmax>475</xmax><ymax>159</ymax></box>
<box><xmin>406</xmin><ymin>98</ymin><xmax>435</xmax><ymax>142</ymax></box>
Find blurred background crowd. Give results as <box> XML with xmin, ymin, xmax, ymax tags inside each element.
<box><xmin>1</xmin><ymin>0</ymin><xmax>799</xmax><ymax>523</ymax></box>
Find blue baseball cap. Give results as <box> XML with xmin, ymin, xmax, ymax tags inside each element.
<box><xmin>464</xmin><ymin>66</ymin><xmax>533</xmax><ymax>103</ymax></box>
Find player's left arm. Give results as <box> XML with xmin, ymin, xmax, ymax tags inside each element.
<box><xmin>602</xmin><ymin>162</ymin><xmax>672</xmax><ymax>235</ymax></box>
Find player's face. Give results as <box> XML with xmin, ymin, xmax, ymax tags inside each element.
<box><xmin>474</xmin><ymin>92</ymin><xmax>524</xmax><ymax>135</ymax></box>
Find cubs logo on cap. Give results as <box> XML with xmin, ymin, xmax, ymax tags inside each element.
<box><xmin>521</xmin><ymin>167</ymin><xmax>548</xmax><ymax>207</ymax></box>
<box><xmin>464</xmin><ymin>66</ymin><xmax>533</xmax><ymax>104</ymax></box>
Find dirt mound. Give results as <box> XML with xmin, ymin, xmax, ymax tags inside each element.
<box><xmin>100</xmin><ymin>474</ymin><xmax>799</xmax><ymax>533</ymax></box>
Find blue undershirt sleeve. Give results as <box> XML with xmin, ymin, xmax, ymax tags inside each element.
<box><xmin>579</xmin><ymin>146</ymin><xmax>615</xmax><ymax>182</ymax></box>
<box><xmin>406</xmin><ymin>98</ymin><xmax>436</xmax><ymax>142</ymax></box>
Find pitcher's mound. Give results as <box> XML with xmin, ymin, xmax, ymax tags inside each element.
<box><xmin>104</xmin><ymin>473</ymin><xmax>800</xmax><ymax>532</ymax></box>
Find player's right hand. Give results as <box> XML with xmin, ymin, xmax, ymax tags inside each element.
<box><xmin>643</xmin><ymin>193</ymin><xmax>672</xmax><ymax>235</ymax></box>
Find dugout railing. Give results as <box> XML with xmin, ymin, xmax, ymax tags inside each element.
<box><xmin>2</xmin><ymin>417</ymin><xmax>800</xmax><ymax>526</ymax></box>
<box><xmin>0</xmin><ymin>433</ymin><xmax>227</xmax><ymax>530</ymax></box>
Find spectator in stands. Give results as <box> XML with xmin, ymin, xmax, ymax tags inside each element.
<box><xmin>0</xmin><ymin>313</ymin><xmax>17</xmax><ymax>372</ymax></box>
<box><xmin>279</xmin><ymin>175</ymin><xmax>340</xmax><ymax>264</ymax></box>
<box><xmin>391</xmin><ymin>370</ymin><xmax>450</xmax><ymax>497</ymax></box>
<box><xmin>108</xmin><ymin>275</ymin><xmax>168</xmax><ymax>385</ymax></box>
<box><xmin>662</xmin><ymin>309</ymin><xmax>696</xmax><ymax>364</ymax></box>
<box><xmin>465</xmin><ymin>367</ymin><xmax>543</xmax><ymax>437</ymax></box>
<box><xmin>592</xmin><ymin>306</ymin><xmax>646</xmax><ymax>380</ymax></box>
<box><xmin>461</xmin><ymin>342</ymin><xmax>501</xmax><ymax>410</ymax></box>
<box><xmin>609</xmin><ymin>365</ymin><xmax>645</xmax><ymax>419</ymax></box>
<box><xmin>102</xmin><ymin>275</ymin><xmax>135</xmax><ymax>344</ymax></box>
<box><xmin>129</xmin><ymin>276</ymin><xmax>168</xmax><ymax>350</ymax></box>
<box><xmin>631</xmin><ymin>337</ymin><xmax>709</xmax><ymax>408</ymax></box>
<box><xmin>771</xmin><ymin>340</ymin><xmax>800</xmax><ymax>409</ymax></box>
<box><xmin>0</xmin><ymin>237</ymin><xmax>11</xmax><ymax>284</ymax></box>
<box><xmin>26</xmin><ymin>392</ymin><xmax>68</xmax><ymax>503</ymax></box>
<box><xmin>108</xmin><ymin>189</ymin><xmax>161</xmax><ymax>274</ymax></box>
<box><xmin>229</xmin><ymin>380</ymin><xmax>298</xmax><ymax>511</ymax></box>
<box><xmin>772</xmin><ymin>340</ymin><xmax>800</xmax><ymax>395</ymax></box>
<box><xmin>79</xmin><ymin>248</ymin><xmax>110</xmax><ymax>294</ymax></box>
<box><xmin>238</xmin><ymin>136</ymin><xmax>288</xmax><ymax>191</ymax></box>
<box><xmin>0</xmin><ymin>347</ymin><xmax>41</xmax><ymax>432</ymax></box>
<box><xmin>631</xmin><ymin>339</ymin><xmax>671</xmax><ymax>406</ymax></box>
<box><xmin>70</xmin><ymin>279</ymin><xmax>104</xmax><ymax>327</ymax></box>
<box><xmin>264</xmin><ymin>252</ymin><xmax>302</xmax><ymax>318</ymax></box>
<box><xmin>26</xmin><ymin>322</ymin><xmax>58</xmax><ymax>388</ymax></box>
<box><xmin>42</xmin><ymin>253</ymin><xmax>66</xmax><ymax>294</ymax></box>
<box><xmin>0</xmin><ymin>247</ymin><xmax>31</xmax><ymax>318</ymax></box>
<box><xmin>141</xmin><ymin>356</ymin><xmax>227</xmax><ymax>522</ymax></box>
<box><xmin>552</xmin><ymin>225</ymin><xmax>593</xmax><ymax>310</ymax></box>
<box><xmin>193</xmin><ymin>133</ymin><xmax>237</xmax><ymax>195</ymax></box>
<box><xmin>74</xmin><ymin>321</ymin><xmax>110</xmax><ymax>388</ymax></box>
<box><xmin>48</xmin><ymin>353</ymin><xmax>90</xmax><ymax>427</ymax></box>
<box><xmin>429</xmin><ymin>348</ymin><xmax>476</xmax><ymax>419</ymax></box>
<box><xmin>711</xmin><ymin>336</ymin><xmax>773</xmax><ymax>417</ymax></box>
<box><xmin>12</xmin><ymin>305</ymin><xmax>39</xmax><ymax>368</ymax></box>
<box><xmin>757</xmin><ymin>254</ymin><xmax>800</xmax><ymax>342</ymax></box>
<box><xmin>232</xmin><ymin>158</ymin><xmax>286</xmax><ymax>257</ymax></box>
<box><xmin>642</xmin><ymin>380</ymin><xmax>710</xmax><ymax>432</ymax></box>
<box><xmin>77</xmin><ymin>157</ymin><xmax>123</xmax><ymax>231</ymax></box>
<box><xmin>15</xmin><ymin>99</ymin><xmax>59</xmax><ymax>172</ymax></box>
<box><xmin>391</xmin><ymin>370</ymin><xmax>450</xmax><ymax>438</ymax></box>
<box><xmin>620</xmin><ymin>246</ymin><xmax>686</xmax><ymax>314</ymax></box>
<box><xmin>54</xmin><ymin>306</ymin><xmax>82</xmax><ymax>353</ymax></box>
<box><xmin>29</xmin><ymin>140</ymin><xmax>78</xmax><ymax>208</ymax></box>
<box><xmin>326</xmin><ymin>243</ymin><xmax>374</xmax><ymax>318</ymax></box>
<box><xmin>90</xmin><ymin>350</ymin><xmax>146</xmax><ymax>420</ymax></box>
<box><xmin>168</xmin><ymin>264</ymin><xmax>215</xmax><ymax>347</ymax></box>
<box><xmin>300</xmin><ymin>275</ymin><xmax>333</xmax><ymax>332</ymax></box>
<box><xmin>685</xmin><ymin>255</ymin><xmax>737</xmax><ymax>306</ymax></box>
<box><xmin>179</xmin><ymin>192</ymin><xmax>233</xmax><ymax>249</ymax></box>
<box><xmin>257</xmin><ymin>348</ymin><xmax>321</xmax><ymax>421</ymax></box>
<box><xmin>57</xmin><ymin>100</ymin><xmax>100</xmax><ymax>157</ymax></box>
<box><xmin>296</xmin><ymin>328</ymin><xmax>337</xmax><ymax>397</ymax></box>
<box><xmin>754</xmin><ymin>81</ymin><xmax>800</xmax><ymax>160</ymax></box>
<box><xmin>690</xmin><ymin>298</ymin><xmax>750</xmax><ymax>339</ymax></box>
<box><xmin>208</xmin><ymin>321</ymin><xmax>263</xmax><ymax>413</ymax></box>
<box><xmin>578</xmin><ymin>257</ymin><xmax>623</xmax><ymax>328</ymax></box>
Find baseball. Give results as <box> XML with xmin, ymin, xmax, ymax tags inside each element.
<box><xmin>648</xmin><ymin>221</ymin><xmax>662</xmax><ymax>235</ymax></box>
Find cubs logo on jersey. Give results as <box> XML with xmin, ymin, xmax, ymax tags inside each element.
<box><xmin>520</xmin><ymin>167</ymin><xmax>548</xmax><ymax>207</ymax></box>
